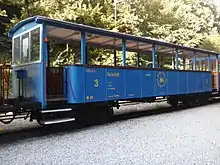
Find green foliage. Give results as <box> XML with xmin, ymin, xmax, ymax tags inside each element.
<box><xmin>0</xmin><ymin>9</ymin><xmax>6</xmax><ymax>17</ymax></box>
<box><xmin>201</xmin><ymin>34</ymin><xmax>220</xmax><ymax>52</ymax></box>
<box><xmin>130</xmin><ymin>0</ymin><xmax>220</xmax><ymax>46</ymax></box>
<box><xmin>1</xmin><ymin>0</ymin><xmax>220</xmax><ymax>67</ymax></box>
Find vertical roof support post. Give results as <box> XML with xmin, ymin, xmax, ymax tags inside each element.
<box><xmin>122</xmin><ymin>39</ymin><xmax>126</xmax><ymax>66</ymax></box>
<box><xmin>198</xmin><ymin>61</ymin><xmax>201</xmax><ymax>71</ymax></box>
<box><xmin>41</xmin><ymin>23</ymin><xmax>47</xmax><ymax>109</ymax></box>
<box><xmin>114</xmin><ymin>50</ymin><xmax>117</xmax><ymax>66</ymax></box>
<box><xmin>183</xmin><ymin>57</ymin><xmax>186</xmax><ymax>70</ymax></box>
<box><xmin>46</xmin><ymin>41</ymin><xmax>50</xmax><ymax>67</ymax></box>
<box><xmin>175</xmin><ymin>48</ymin><xmax>179</xmax><ymax>70</ymax></box>
<box><xmin>216</xmin><ymin>54</ymin><xmax>219</xmax><ymax>91</ymax></box>
<box><xmin>172</xmin><ymin>56</ymin><xmax>175</xmax><ymax>69</ymax></box>
<box><xmin>137</xmin><ymin>52</ymin><xmax>140</xmax><ymax>67</ymax></box>
<box><xmin>81</xmin><ymin>31</ymin><xmax>86</xmax><ymax>64</ymax></box>
<box><xmin>152</xmin><ymin>44</ymin><xmax>156</xmax><ymax>68</ymax></box>
<box><xmin>193</xmin><ymin>52</ymin><xmax>196</xmax><ymax>71</ymax></box>
<box><xmin>208</xmin><ymin>55</ymin><xmax>211</xmax><ymax>71</ymax></box>
<box><xmin>201</xmin><ymin>60</ymin><xmax>203</xmax><ymax>71</ymax></box>
<box><xmin>201</xmin><ymin>61</ymin><xmax>203</xmax><ymax>71</ymax></box>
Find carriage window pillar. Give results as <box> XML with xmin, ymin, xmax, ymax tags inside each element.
<box><xmin>193</xmin><ymin>52</ymin><xmax>196</xmax><ymax>70</ymax></box>
<box><xmin>137</xmin><ymin>52</ymin><xmax>140</xmax><ymax>67</ymax></box>
<box><xmin>207</xmin><ymin>55</ymin><xmax>211</xmax><ymax>71</ymax></box>
<box><xmin>175</xmin><ymin>48</ymin><xmax>179</xmax><ymax>70</ymax></box>
<box><xmin>183</xmin><ymin>57</ymin><xmax>186</xmax><ymax>70</ymax></box>
<box><xmin>81</xmin><ymin>31</ymin><xmax>87</xmax><ymax>64</ymax></box>
<box><xmin>152</xmin><ymin>44</ymin><xmax>156</xmax><ymax>68</ymax></box>
<box><xmin>122</xmin><ymin>39</ymin><xmax>126</xmax><ymax>66</ymax></box>
<box><xmin>114</xmin><ymin>50</ymin><xmax>117</xmax><ymax>66</ymax></box>
<box><xmin>216</xmin><ymin>55</ymin><xmax>219</xmax><ymax>73</ymax></box>
<box><xmin>216</xmin><ymin>55</ymin><xmax>219</xmax><ymax>91</ymax></box>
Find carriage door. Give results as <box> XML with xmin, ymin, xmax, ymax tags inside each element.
<box><xmin>46</xmin><ymin>67</ymin><xmax>65</xmax><ymax>101</ymax></box>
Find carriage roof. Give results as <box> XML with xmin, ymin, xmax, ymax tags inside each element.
<box><xmin>8</xmin><ymin>16</ymin><xmax>219</xmax><ymax>59</ymax></box>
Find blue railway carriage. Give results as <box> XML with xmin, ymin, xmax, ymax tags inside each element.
<box><xmin>0</xmin><ymin>16</ymin><xmax>218</xmax><ymax>125</ymax></box>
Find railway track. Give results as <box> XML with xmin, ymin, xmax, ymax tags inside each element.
<box><xmin>1</xmin><ymin>96</ymin><xmax>220</xmax><ymax>146</ymax></box>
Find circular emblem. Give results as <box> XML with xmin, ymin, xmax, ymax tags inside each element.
<box><xmin>157</xmin><ymin>72</ymin><xmax>166</xmax><ymax>87</ymax></box>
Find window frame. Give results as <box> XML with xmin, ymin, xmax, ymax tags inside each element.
<box><xmin>12</xmin><ymin>24</ymin><xmax>42</xmax><ymax>66</ymax></box>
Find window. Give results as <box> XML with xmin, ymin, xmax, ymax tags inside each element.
<box><xmin>21</xmin><ymin>32</ymin><xmax>29</xmax><ymax>63</ymax></box>
<box><xmin>12</xmin><ymin>27</ymin><xmax>41</xmax><ymax>65</ymax></box>
<box><xmin>13</xmin><ymin>37</ymin><xmax>21</xmax><ymax>64</ymax></box>
<box><xmin>31</xmin><ymin>28</ymin><xmax>40</xmax><ymax>61</ymax></box>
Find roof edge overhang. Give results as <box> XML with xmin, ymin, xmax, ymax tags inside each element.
<box><xmin>8</xmin><ymin>16</ymin><xmax>39</xmax><ymax>38</ymax></box>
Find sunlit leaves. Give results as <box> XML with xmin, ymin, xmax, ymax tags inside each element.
<box><xmin>1</xmin><ymin>0</ymin><xmax>220</xmax><ymax>66</ymax></box>
<box><xmin>201</xmin><ymin>34</ymin><xmax>220</xmax><ymax>52</ymax></box>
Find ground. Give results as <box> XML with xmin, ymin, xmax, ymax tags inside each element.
<box><xmin>1</xmin><ymin>102</ymin><xmax>220</xmax><ymax>165</ymax></box>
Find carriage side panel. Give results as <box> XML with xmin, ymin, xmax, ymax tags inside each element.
<box><xmin>65</xmin><ymin>66</ymin><xmax>85</xmax><ymax>103</ymax></box>
<box><xmin>142</xmin><ymin>70</ymin><xmax>156</xmax><ymax>97</ymax></box>
<box><xmin>203</xmin><ymin>72</ymin><xmax>212</xmax><ymax>92</ymax></box>
<box><xmin>167</xmin><ymin>71</ymin><xmax>179</xmax><ymax>95</ymax></box>
<box><xmin>195</xmin><ymin>72</ymin><xmax>203</xmax><ymax>93</ymax></box>
<box><xmin>187</xmin><ymin>72</ymin><xmax>195</xmax><ymax>93</ymax></box>
<box><xmin>12</xmin><ymin>63</ymin><xmax>44</xmax><ymax>104</ymax></box>
<box><xmin>66</xmin><ymin>66</ymin><xmax>213</xmax><ymax>104</ymax></box>
<box><xmin>178</xmin><ymin>72</ymin><xmax>187</xmax><ymax>94</ymax></box>
<box><xmin>125</xmin><ymin>69</ymin><xmax>142</xmax><ymax>99</ymax></box>
<box><xmin>85</xmin><ymin>67</ymin><xmax>106</xmax><ymax>102</ymax></box>
<box><xmin>106</xmin><ymin>68</ymin><xmax>125</xmax><ymax>100</ymax></box>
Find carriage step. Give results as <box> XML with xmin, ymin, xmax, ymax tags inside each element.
<box><xmin>47</xmin><ymin>97</ymin><xmax>67</xmax><ymax>102</ymax></box>
<box><xmin>40</xmin><ymin>108</ymin><xmax>72</xmax><ymax>113</ymax></box>
<box><xmin>39</xmin><ymin>117</ymin><xmax>75</xmax><ymax>125</ymax></box>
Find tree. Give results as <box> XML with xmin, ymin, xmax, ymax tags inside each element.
<box><xmin>2</xmin><ymin>0</ymin><xmax>220</xmax><ymax>66</ymax></box>
<box><xmin>201</xmin><ymin>34</ymin><xmax>220</xmax><ymax>52</ymax></box>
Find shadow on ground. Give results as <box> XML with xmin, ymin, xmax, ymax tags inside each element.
<box><xmin>0</xmin><ymin>98</ymin><xmax>219</xmax><ymax>145</ymax></box>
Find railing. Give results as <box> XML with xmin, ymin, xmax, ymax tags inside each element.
<box><xmin>212</xmin><ymin>72</ymin><xmax>218</xmax><ymax>90</ymax></box>
<box><xmin>0</xmin><ymin>64</ymin><xmax>12</xmax><ymax>104</ymax></box>
<box><xmin>46</xmin><ymin>67</ymin><xmax>65</xmax><ymax>98</ymax></box>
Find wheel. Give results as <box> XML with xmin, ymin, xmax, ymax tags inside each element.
<box><xmin>96</xmin><ymin>105</ymin><xmax>114</xmax><ymax>124</ymax></box>
<box><xmin>0</xmin><ymin>112</ymin><xmax>15</xmax><ymax>124</ymax></box>
<box><xmin>180</xmin><ymin>96</ymin><xmax>191</xmax><ymax>108</ymax></box>
<box><xmin>197</xmin><ymin>93</ymin><xmax>210</xmax><ymax>106</ymax></box>
<box><xmin>106</xmin><ymin>106</ymin><xmax>114</xmax><ymax>122</ymax></box>
<box><xmin>168</xmin><ymin>96</ymin><xmax>179</xmax><ymax>109</ymax></box>
<box><xmin>75</xmin><ymin>104</ymin><xmax>114</xmax><ymax>126</ymax></box>
<box><xmin>0</xmin><ymin>104</ymin><xmax>16</xmax><ymax>124</ymax></box>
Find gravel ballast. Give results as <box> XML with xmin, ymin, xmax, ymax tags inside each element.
<box><xmin>1</xmin><ymin>102</ymin><xmax>220</xmax><ymax>165</ymax></box>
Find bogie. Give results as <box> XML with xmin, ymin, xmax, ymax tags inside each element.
<box><xmin>167</xmin><ymin>96</ymin><xmax>179</xmax><ymax>108</ymax></box>
<box><xmin>75</xmin><ymin>104</ymin><xmax>114</xmax><ymax>126</ymax></box>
